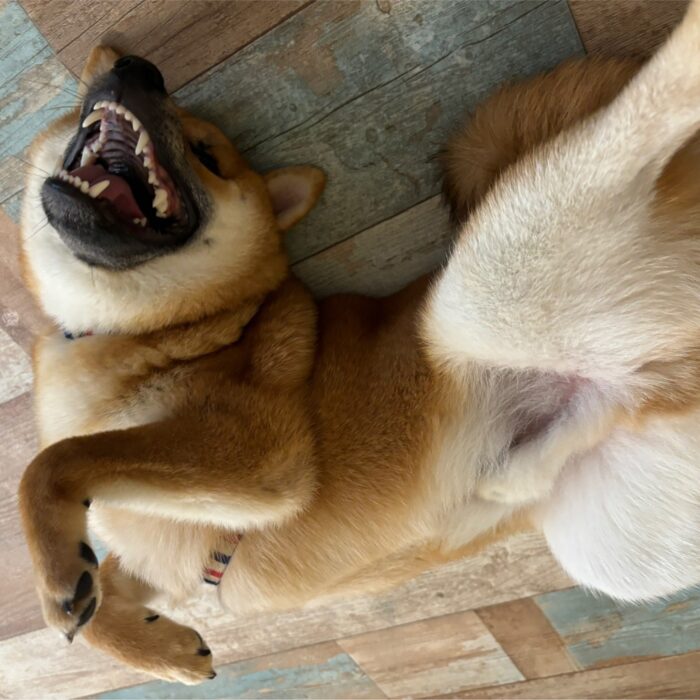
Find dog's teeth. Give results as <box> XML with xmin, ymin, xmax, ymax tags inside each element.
<box><xmin>80</xmin><ymin>149</ymin><xmax>95</xmax><ymax>167</ymax></box>
<box><xmin>115</xmin><ymin>105</ymin><xmax>126</xmax><ymax>115</ymax></box>
<box><xmin>148</xmin><ymin>171</ymin><xmax>158</xmax><ymax>185</ymax></box>
<box><xmin>156</xmin><ymin>211</ymin><xmax>167</xmax><ymax>218</ymax></box>
<box><xmin>135</xmin><ymin>131</ymin><xmax>150</xmax><ymax>156</ymax></box>
<box><xmin>93</xmin><ymin>101</ymin><xmax>106</xmax><ymax>110</ymax></box>
<box><xmin>88</xmin><ymin>181</ymin><xmax>110</xmax><ymax>198</ymax></box>
<box><xmin>143</xmin><ymin>156</ymin><xmax>152</xmax><ymax>169</ymax></box>
<box><xmin>80</xmin><ymin>181</ymin><xmax>89</xmax><ymax>194</ymax></box>
<box><xmin>153</xmin><ymin>188</ymin><xmax>168</xmax><ymax>211</ymax></box>
<box><xmin>82</xmin><ymin>110</ymin><xmax>103</xmax><ymax>128</ymax></box>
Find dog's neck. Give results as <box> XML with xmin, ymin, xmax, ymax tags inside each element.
<box><xmin>60</xmin><ymin>295</ymin><xmax>265</xmax><ymax>362</ymax></box>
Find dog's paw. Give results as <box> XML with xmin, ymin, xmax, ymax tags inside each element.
<box><xmin>35</xmin><ymin>536</ymin><xmax>102</xmax><ymax>642</ymax></box>
<box><xmin>119</xmin><ymin>614</ymin><xmax>216</xmax><ymax>685</ymax></box>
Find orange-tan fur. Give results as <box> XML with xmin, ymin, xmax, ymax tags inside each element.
<box><xmin>17</xmin><ymin>22</ymin><xmax>700</xmax><ymax>683</ymax></box>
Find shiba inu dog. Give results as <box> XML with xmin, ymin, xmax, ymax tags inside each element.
<box><xmin>17</xmin><ymin>1</ymin><xmax>700</xmax><ymax>684</ymax></box>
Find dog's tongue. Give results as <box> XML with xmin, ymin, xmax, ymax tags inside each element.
<box><xmin>70</xmin><ymin>164</ymin><xmax>145</xmax><ymax>220</ymax></box>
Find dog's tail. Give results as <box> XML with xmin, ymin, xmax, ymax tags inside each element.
<box><xmin>439</xmin><ymin>57</ymin><xmax>640</xmax><ymax>225</ymax></box>
<box><xmin>426</xmin><ymin>5</ymin><xmax>700</xmax><ymax>409</ymax></box>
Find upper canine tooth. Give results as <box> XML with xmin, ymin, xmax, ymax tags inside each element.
<box><xmin>88</xmin><ymin>181</ymin><xmax>110</xmax><ymax>198</ymax></box>
<box><xmin>93</xmin><ymin>101</ymin><xmax>106</xmax><ymax>110</ymax></box>
<box><xmin>135</xmin><ymin>131</ymin><xmax>150</xmax><ymax>156</ymax></box>
<box><xmin>152</xmin><ymin>188</ymin><xmax>168</xmax><ymax>210</ymax></box>
<box><xmin>82</xmin><ymin>110</ymin><xmax>103</xmax><ymax>128</ymax></box>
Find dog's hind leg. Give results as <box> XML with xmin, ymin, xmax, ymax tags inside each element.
<box><xmin>425</xmin><ymin>1</ymin><xmax>700</xmax><ymax>504</ymax></box>
<box><xmin>82</xmin><ymin>554</ymin><xmax>215</xmax><ymax>684</ymax></box>
<box><xmin>18</xmin><ymin>405</ymin><xmax>317</xmax><ymax>643</ymax></box>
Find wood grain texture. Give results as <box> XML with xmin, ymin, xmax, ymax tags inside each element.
<box><xmin>339</xmin><ymin>611</ymin><xmax>523</xmax><ymax>697</ymax></box>
<box><xmin>177</xmin><ymin>0</ymin><xmax>583</xmax><ymax>263</ymax></box>
<box><xmin>476</xmin><ymin>596</ymin><xmax>579</xmax><ymax>679</ymax></box>
<box><xmin>569</xmin><ymin>0</ymin><xmax>688</xmax><ymax>57</ymax></box>
<box><xmin>450</xmin><ymin>651</ymin><xmax>700</xmax><ymax>699</ymax></box>
<box><xmin>21</xmin><ymin>0</ymin><xmax>310</xmax><ymax>92</ymax></box>
<box><xmin>0</xmin><ymin>0</ymin><xmax>79</xmax><ymax>207</ymax></box>
<box><xmin>535</xmin><ymin>585</ymin><xmax>700</xmax><ymax>670</ymax></box>
<box><xmin>0</xmin><ymin>392</ymin><xmax>43</xmax><ymax>642</ymax></box>
<box><xmin>98</xmin><ymin>641</ymin><xmax>384</xmax><ymax>700</ymax></box>
<box><xmin>0</xmin><ymin>532</ymin><xmax>571</xmax><ymax>698</ymax></box>
<box><xmin>292</xmin><ymin>194</ymin><xmax>451</xmax><ymax>298</ymax></box>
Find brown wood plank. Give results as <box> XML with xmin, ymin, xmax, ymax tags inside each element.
<box><xmin>476</xmin><ymin>597</ymin><xmax>579</xmax><ymax>680</ymax></box>
<box><xmin>0</xmin><ymin>532</ymin><xmax>571</xmax><ymax>697</ymax></box>
<box><xmin>447</xmin><ymin>651</ymin><xmax>700</xmax><ymax>699</ymax></box>
<box><xmin>20</xmin><ymin>0</ymin><xmax>141</xmax><ymax>53</ymax></box>
<box><xmin>569</xmin><ymin>0</ymin><xmax>688</xmax><ymax>57</ymax></box>
<box><xmin>0</xmin><ymin>392</ymin><xmax>43</xmax><ymax>642</ymax></box>
<box><xmin>22</xmin><ymin>0</ymin><xmax>310</xmax><ymax>92</ymax></box>
<box><xmin>339</xmin><ymin>611</ymin><xmax>523</xmax><ymax>698</ymax></box>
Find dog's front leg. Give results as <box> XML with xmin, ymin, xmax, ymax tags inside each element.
<box><xmin>19</xmin><ymin>409</ymin><xmax>316</xmax><ymax>641</ymax></box>
<box><xmin>84</xmin><ymin>554</ymin><xmax>215</xmax><ymax>684</ymax></box>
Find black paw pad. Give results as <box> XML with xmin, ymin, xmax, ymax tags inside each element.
<box><xmin>74</xmin><ymin>570</ymin><xmax>93</xmax><ymax>603</ymax></box>
<box><xmin>79</xmin><ymin>542</ymin><xmax>98</xmax><ymax>567</ymax></box>
<box><xmin>197</xmin><ymin>648</ymin><xmax>211</xmax><ymax>656</ymax></box>
<box><xmin>77</xmin><ymin>596</ymin><xmax>97</xmax><ymax>627</ymax></box>
<box><xmin>144</xmin><ymin>614</ymin><xmax>159</xmax><ymax>623</ymax></box>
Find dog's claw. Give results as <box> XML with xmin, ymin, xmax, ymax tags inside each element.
<box><xmin>80</xmin><ymin>541</ymin><xmax>99</xmax><ymax>567</ymax></box>
<box><xmin>74</xmin><ymin>570</ymin><xmax>93</xmax><ymax>603</ymax></box>
<box><xmin>77</xmin><ymin>596</ymin><xmax>97</xmax><ymax>627</ymax></box>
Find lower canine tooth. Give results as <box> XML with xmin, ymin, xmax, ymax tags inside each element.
<box><xmin>88</xmin><ymin>181</ymin><xmax>110</xmax><ymax>198</ymax></box>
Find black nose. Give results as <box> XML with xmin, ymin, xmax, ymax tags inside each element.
<box><xmin>112</xmin><ymin>56</ymin><xmax>166</xmax><ymax>94</ymax></box>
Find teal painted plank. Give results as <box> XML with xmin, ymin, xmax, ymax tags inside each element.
<box><xmin>1</xmin><ymin>189</ymin><xmax>21</xmax><ymax>222</ymax></box>
<box><xmin>176</xmin><ymin>0</ymin><xmax>584</xmax><ymax>263</ymax></box>
<box><xmin>535</xmin><ymin>585</ymin><xmax>700</xmax><ymax>670</ymax></box>
<box><xmin>0</xmin><ymin>0</ymin><xmax>78</xmax><ymax>209</ymax></box>
<box><xmin>99</xmin><ymin>644</ymin><xmax>383</xmax><ymax>700</ymax></box>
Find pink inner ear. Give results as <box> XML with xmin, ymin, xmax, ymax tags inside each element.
<box><xmin>270</xmin><ymin>175</ymin><xmax>308</xmax><ymax>216</ymax></box>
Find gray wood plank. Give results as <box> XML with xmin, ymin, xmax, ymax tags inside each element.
<box><xmin>176</xmin><ymin>0</ymin><xmax>584</xmax><ymax>263</ymax></box>
<box><xmin>292</xmin><ymin>194</ymin><xmax>451</xmax><ymax>298</ymax></box>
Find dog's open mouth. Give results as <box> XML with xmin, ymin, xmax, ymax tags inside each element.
<box><xmin>59</xmin><ymin>101</ymin><xmax>181</xmax><ymax>230</ymax></box>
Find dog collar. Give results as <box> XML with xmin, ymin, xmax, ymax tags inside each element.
<box><xmin>63</xmin><ymin>330</ymin><xmax>93</xmax><ymax>340</ymax></box>
<box><xmin>203</xmin><ymin>532</ymin><xmax>242</xmax><ymax>586</ymax></box>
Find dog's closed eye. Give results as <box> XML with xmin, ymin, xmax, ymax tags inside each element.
<box><xmin>190</xmin><ymin>141</ymin><xmax>221</xmax><ymax>177</ymax></box>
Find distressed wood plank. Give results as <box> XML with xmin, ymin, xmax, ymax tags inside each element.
<box><xmin>20</xmin><ymin>0</ymin><xmax>141</xmax><ymax>53</ymax></box>
<box><xmin>476</xmin><ymin>596</ymin><xmax>579</xmax><ymax>679</ymax></box>
<box><xmin>535</xmin><ymin>585</ymin><xmax>700</xmax><ymax>670</ymax></box>
<box><xmin>0</xmin><ymin>392</ymin><xmax>43</xmax><ymax>642</ymax></box>
<box><xmin>339</xmin><ymin>611</ymin><xmax>523</xmax><ymax>698</ymax></box>
<box><xmin>0</xmin><ymin>532</ymin><xmax>571</xmax><ymax>697</ymax></box>
<box><xmin>23</xmin><ymin>0</ymin><xmax>310</xmax><ymax>92</ymax></box>
<box><xmin>97</xmin><ymin>641</ymin><xmax>384</xmax><ymax>700</ymax></box>
<box><xmin>449</xmin><ymin>651</ymin><xmax>700</xmax><ymax>699</ymax></box>
<box><xmin>569</xmin><ymin>0</ymin><xmax>687</xmax><ymax>57</ymax></box>
<box><xmin>177</xmin><ymin>0</ymin><xmax>583</xmax><ymax>263</ymax></box>
<box><xmin>292</xmin><ymin>195</ymin><xmax>450</xmax><ymax>298</ymax></box>
<box><xmin>0</xmin><ymin>0</ymin><xmax>79</xmax><ymax>208</ymax></box>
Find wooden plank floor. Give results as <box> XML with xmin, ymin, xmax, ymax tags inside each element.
<box><xmin>1</xmin><ymin>1</ymin><xmax>699</xmax><ymax>697</ymax></box>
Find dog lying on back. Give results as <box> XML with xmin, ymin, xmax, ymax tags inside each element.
<box><xmin>18</xmin><ymin>2</ymin><xmax>700</xmax><ymax>683</ymax></box>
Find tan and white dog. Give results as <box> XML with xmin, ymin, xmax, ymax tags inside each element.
<box><xmin>17</xmin><ymin>2</ymin><xmax>700</xmax><ymax>684</ymax></box>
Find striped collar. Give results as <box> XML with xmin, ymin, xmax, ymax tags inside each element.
<box><xmin>203</xmin><ymin>533</ymin><xmax>242</xmax><ymax>586</ymax></box>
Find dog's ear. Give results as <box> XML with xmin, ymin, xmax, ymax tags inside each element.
<box><xmin>78</xmin><ymin>46</ymin><xmax>121</xmax><ymax>97</ymax></box>
<box><xmin>263</xmin><ymin>166</ymin><xmax>326</xmax><ymax>232</ymax></box>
